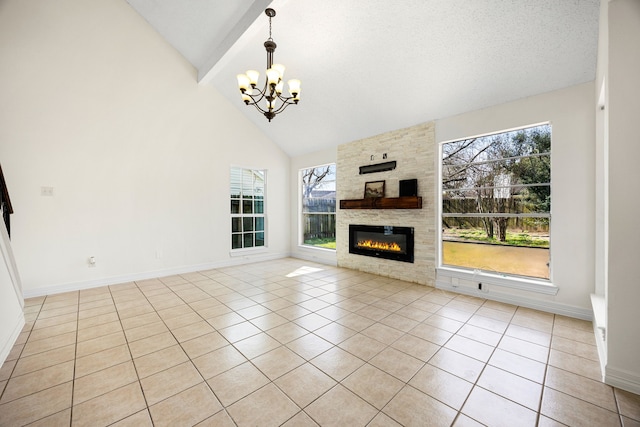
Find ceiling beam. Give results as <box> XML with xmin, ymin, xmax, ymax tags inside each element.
<box><xmin>197</xmin><ymin>0</ymin><xmax>272</xmax><ymax>84</ymax></box>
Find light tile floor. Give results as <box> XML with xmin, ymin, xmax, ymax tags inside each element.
<box><xmin>1</xmin><ymin>258</ymin><xmax>639</xmax><ymax>426</ymax></box>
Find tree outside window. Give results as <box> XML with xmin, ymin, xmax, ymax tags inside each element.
<box><xmin>301</xmin><ymin>164</ymin><xmax>336</xmax><ymax>249</ymax></box>
<box><xmin>441</xmin><ymin>124</ymin><xmax>551</xmax><ymax>279</ymax></box>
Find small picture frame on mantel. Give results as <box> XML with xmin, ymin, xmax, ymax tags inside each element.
<box><xmin>364</xmin><ymin>180</ymin><xmax>385</xmax><ymax>198</ymax></box>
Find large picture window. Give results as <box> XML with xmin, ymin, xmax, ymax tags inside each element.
<box><xmin>441</xmin><ymin>124</ymin><xmax>551</xmax><ymax>280</ymax></box>
<box><xmin>301</xmin><ymin>164</ymin><xmax>336</xmax><ymax>249</ymax></box>
<box><xmin>231</xmin><ymin>167</ymin><xmax>265</xmax><ymax>250</ymax></box>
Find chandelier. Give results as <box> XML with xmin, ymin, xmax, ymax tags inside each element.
<box><xmin>236</xmin><ymin>8</ymin><xmax>301</xmax><ymax>122</ymax></box>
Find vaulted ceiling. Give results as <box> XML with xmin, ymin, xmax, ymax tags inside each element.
<box><xmin>126</xmin><ymin>0</ymin><xmax>600</xmax><ymax>157</ymax></box>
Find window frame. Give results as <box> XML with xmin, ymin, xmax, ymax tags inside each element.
<box><xmin>299</xmin><ymin>163</ymin><xmax>337</xmax><ymax>251</ymax></box>
<box><xmin>230</xmin><ymin>166</ymin><xmax>267</xmax><ymax>252</ymax></box>
<box><xmin>437</xmin><ymin>123</ymin><xmax>557</xmax><ymax>295</ymax></box>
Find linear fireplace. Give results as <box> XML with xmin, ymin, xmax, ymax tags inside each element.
<box><xmin>349</xmin><ymin>224</ymin><xmax>414</xmax><ymax>263</ymax></box>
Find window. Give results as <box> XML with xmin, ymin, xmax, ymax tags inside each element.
<box><xmin>441</xmin><ymin>124</ymin><xmax>551</xmax><ymax>280</ymax></box>
<box><xmin>231</xmin><ymin>167</ymin><xmax>265</xmax><ymax>250</ymax></box>
<box><xmin>301</xmin><ymin>164</ymin><xmax>336</xmax><ymax>249</ymax></box>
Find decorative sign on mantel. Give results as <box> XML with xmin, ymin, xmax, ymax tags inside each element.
<box><xmin>359</xmin><ymin>161</ymin><xmax>397</xmax><ymax>175</ymax></box>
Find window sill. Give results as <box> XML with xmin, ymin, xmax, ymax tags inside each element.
<box><xmin>298</xmin><ymin>244</ymin><xmax>336</xmax><ymax>253</ymax></box>
<box><xmin>229</xmin><ymin>247</ymin><xmax>268</xmax><ymax>257</ymax></box>
<box><xmin>436</xmin><ymin>267</ymin><xmax>558</xmax><ymax>295</ymax></box>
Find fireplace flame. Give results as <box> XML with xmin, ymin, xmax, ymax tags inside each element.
<box><xmin>357</xmin><ymin>239</ymin><xmax>402</xmax><ymax>252</ymax></box>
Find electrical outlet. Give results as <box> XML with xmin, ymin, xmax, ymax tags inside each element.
<box><xmin>479</xmin><ymin>282</ymin><xmax>490</xmax><ymax>293</ymax></box>
<box><xmin>41</xmin><ymin>186</ymin><xmax>54</xmax><ymax>197</ymax></box>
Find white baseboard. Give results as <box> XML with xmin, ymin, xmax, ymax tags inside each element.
<box><xmin>593</xmin><ymin>322</ymin><xmax>607</xmax><ymax>378</ymax></box>
<box><xmin>605</xmin><ymin>365</ymin><xmax>640</xmax><ymax>395</ymax></box>
<box><xmin>291</xmin><ymin>247</ymin><xmax>338</xmax><ymax>267</ymax></box>
<box><xmin>590</xmin><ymin>294</ymin><xmax>607</xmax><ymax>377</ymax></box>
<box><xmin>436</xmin><ymin>281</ymin><xmax>592</xmax><ymax>320</ymax></box>
<box><xmin>0</xmin><ymin>311</ymin><xmax>25</xmax><ymax>367</ymax></box>
<box><xmin>23</xmin><ymin>252</ymin><xmax>290</xmax><ymax>298</ymax></box>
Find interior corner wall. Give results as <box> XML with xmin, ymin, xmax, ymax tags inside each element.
<box><xmin>436</xmin><ymin>82</ymin><xmax>596</xmax><ymax>313</ymax></box>
<box><xmin>593</xmin><ymin>0</ymin><xmax>609</xmax><ymax>300</ymax></box>
<box><xmin>289</xmin><ymin>147</ymin><xmax>338</xmax><ymax>266</ymax></box>
<box><xmin>605</xmin><ymin>0</ymin><xmax>640</xmax><ymax>395</ymax></box>
<box><xmin>336</xmin><ymin>122</ymin><xmax>436</xmax><ymax>285</ymax></box>
<box><xmin>0</xmin><ymin>0</ymin><xmax>290</xmax><ymax>296</ymax></box>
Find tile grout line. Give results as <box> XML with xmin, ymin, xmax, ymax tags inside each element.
<box><xmin>3</xmin><ymin>261</ymin><xmax>635</xmax><ymax>426</ymax></box>
<box><xmin>535</xmin><ymin>311</ymin><xmax>554</xmax><ymax>427</ymax></box>
<box><xmin>138</xmin><ymin>276</ymin><xmax>237</xmax><ymax>422</ymax></box>
<box><xmin>443</xmin><ymin>298</ymin><xmax>516</xmax><ymax>426</ymax></box>
<box><xmin>110</xmin><ymin>281</ymin><xmax>153</xmax><ymax>425</ymax></box>
<box><xmin>69</xmin><ymin>291</ymin><xmax>81</xmax><ymax>426</ymax></box>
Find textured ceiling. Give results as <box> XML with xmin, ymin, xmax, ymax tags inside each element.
<box><xmin>127</xmin><ymin>0</ymin><xmax>600</xmax><ymax>157</ymax></box>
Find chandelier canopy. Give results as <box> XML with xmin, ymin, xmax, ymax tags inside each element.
<box><xmin>236</xmin><ymin>8</ymin><xmax>301</xmax><ymax>122</ymax></box>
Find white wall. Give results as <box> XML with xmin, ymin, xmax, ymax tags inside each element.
<box><xmin>605</xmin><ymin>0</ymin><xmax>640</xmax><ymax>394</ymax></box>
<box><xmin>0</xmin><ymin>0</ymin><xmax>290</xmax><ymax>296</ymax></box>
<box><xmin>289</xmin><ymin>147</ymin><xmax>338</xmax><ymax>265</ymax></box>
<box><xmin>289</xmin><ymin>83</ymin><xmax>596</xmax><ymax>315</ymax></box>
<box><xmin>436</xmin><ymin>82</ymin><xmax>595</xmax><ymax>315</ymax></box>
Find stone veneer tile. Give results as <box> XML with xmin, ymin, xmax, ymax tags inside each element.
<box><xmin>337</xmin><ymin>122</ymin><xmax>436</xmax><ymax>286</ymax></box>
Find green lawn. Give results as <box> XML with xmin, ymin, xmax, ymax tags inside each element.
<box><xmin>303</xmin><ymin>237</ymin><xmax>336</xmax><ymax>249</ymax></box>
<box><xmin>445</xmin><ymin>228</ymin><xmax>549</xmax><ymax>248</ymax></box>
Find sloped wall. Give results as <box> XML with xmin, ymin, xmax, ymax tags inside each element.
<box><xmin>0</xmin><ymin>0</ymin><xmax>290</xmax><ymax>295</ymax></box>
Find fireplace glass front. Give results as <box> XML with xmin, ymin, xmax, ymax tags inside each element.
<box><xmin>349</xmin><ymin>225</ymin><xmax>414</xmax><ymax>263</ymax></box>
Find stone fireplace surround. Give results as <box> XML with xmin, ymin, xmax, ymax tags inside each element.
<box><xmin>336</xmin><ymin>122</ymin><xmax>436</xmax><ymax>286</ymax></box>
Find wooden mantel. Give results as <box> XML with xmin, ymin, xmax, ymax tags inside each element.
<box><xmin>339</xmin><ymin>196</ymin><xmax>422</xmax><ymax>210</ymax></box>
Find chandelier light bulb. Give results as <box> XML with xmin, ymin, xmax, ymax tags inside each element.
<box><xmin>236</xmin><ymin>74</ymin><xmax>249</xmax><ymax>92</ymax></box>
<box><xmin>272</xmin><ymin>64</ymin><xmax>285</xmax><ymax>80</ymax></box>
<box><xmin>246</xmin><ymin>70</ymin><xmax>259</xmax><ymax>86</ymax></box>
<box><xmin>266</xmin><ymin>68</ymin><xmax>280</xmax><ymax>86</ymax></box>
<box><xmin>288</xmin><ymin>79</ymin><xmax>301</xmax><ymax>97</ymax></box>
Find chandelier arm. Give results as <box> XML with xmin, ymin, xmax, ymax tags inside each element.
<box><xmin>247</xmin><ymin>95</ymin><xmax>271</xmax><ymax>115</ymax></box>
<box><xmin>242</xmin><ymin>79</ymin><xmax>272</xmax><ymax>106</ymax></box>
<box><xmin>250</xmin><ymin>102</ymin><xmax>269</xmax><ymax>115</ymax></box>
<box><xmin>276</xmin><ymin>95</ymin><xmax>299</xmax><ymax>108</ymax></box>
<box><xmin>245</xmin><ymin>91</ymin><xmax>267</xmax><ymax>106</ymax></box>
<box><xmin>269</xmin><ymin>98</ymin><xmax>295</xmax><ymax>115</ymax></box>
<box><xmin>276</xmin><ymin>94</ymin><xmax>298</xmax><ymax>104</ymax></box>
